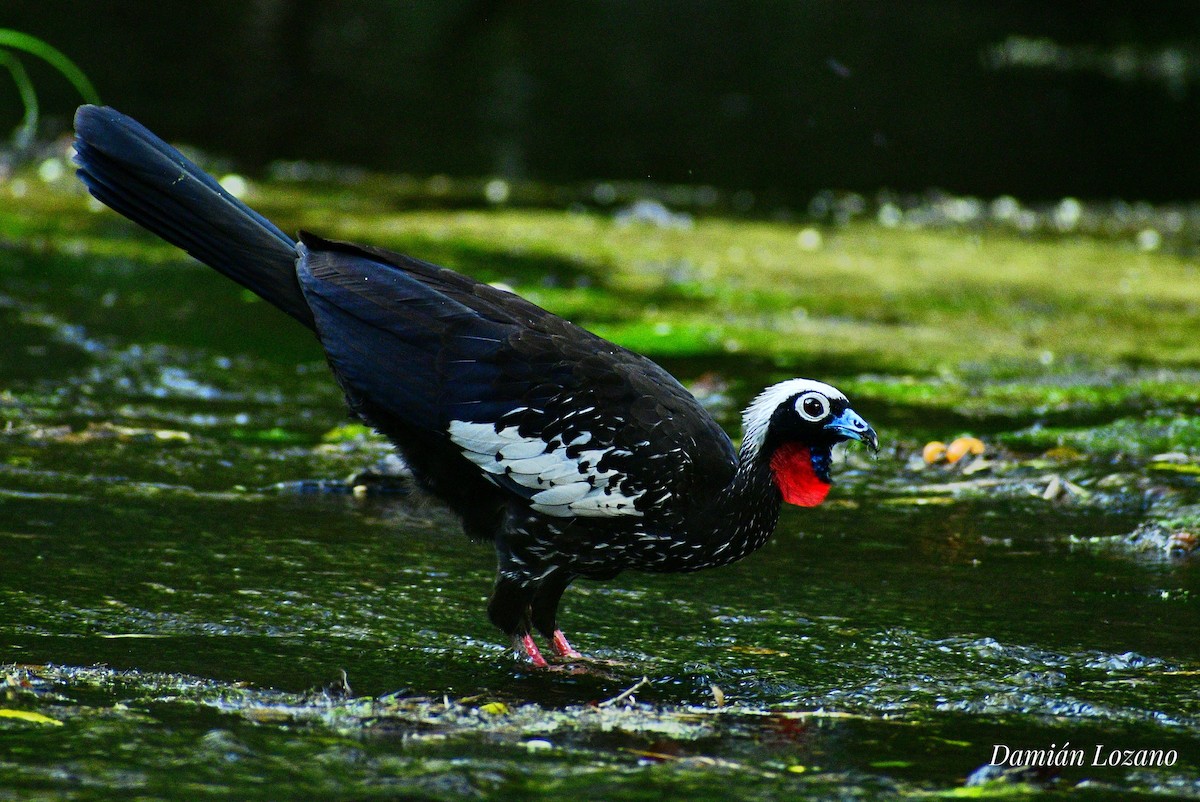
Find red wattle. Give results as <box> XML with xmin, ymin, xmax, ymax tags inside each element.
<box><xmin>769</xmin><ymin>443</ymin><xmax>831</xmax><ymax>507</ymax></box>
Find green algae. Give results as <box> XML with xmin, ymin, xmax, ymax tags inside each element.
<box><xmin>9</xmin><ymin>156</ymin><xmax>1200</xmax><ymax>374</ymax></box>
<box><xmin>1002</xmin><ymin>416</ymin><xmax>1200</xmax><ymax>459</ymax></box>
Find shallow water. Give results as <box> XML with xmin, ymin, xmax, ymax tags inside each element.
<box><xmin>2</xmin><ymin>239</ymin><xmax>1199</xmax><ymax>799</ymax></box>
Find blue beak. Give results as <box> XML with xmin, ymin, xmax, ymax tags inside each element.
<box><xmin>824</xmin><ymin>408</ymin><xmax>879</xmax><ymax>453</ymax></box>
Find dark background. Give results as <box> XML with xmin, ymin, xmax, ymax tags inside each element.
<box><xmin>4</xmin><ymin>1</ymin><xmax>1200</xmax><ymax>203</ymax></box>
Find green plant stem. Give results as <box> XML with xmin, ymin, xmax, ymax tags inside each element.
<box><xmin>0</xmin><ymin>50</ymin><xmax>38</xmax><ymax>150</ymax></box>
<box><xmin>0</xmin><ymin>28</ymin><xmax>100</xmax><ymax>105</ymax></box>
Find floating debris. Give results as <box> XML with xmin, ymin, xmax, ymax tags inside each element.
<box><xmin>796</xmin><ymin>227</ymin><xmax>823</xmax><ymax>251</ymax></box>
<box><xmin>2</xmin><ymin>421</ymin><xmax>191</xmax><ymax>445</ymax></box>
<box><xmin>613</xmin><ymin>199</ymin><xmax>694</xmax><ymax>229</ymax></box>
<box><xmin>1074</xmin><ymin>519</ymin><xmax>1199</xmax><ymax>561</ymax></box>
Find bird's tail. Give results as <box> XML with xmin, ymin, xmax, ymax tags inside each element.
<box><xmin>72</xmin><ymin>105</ymin><xmax>314</xmax><ymax>329</ymax></box>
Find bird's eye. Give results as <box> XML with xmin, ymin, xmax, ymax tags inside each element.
<box><xmin>796</xmin><ymin>392</ymin><xmax>829</xmax><ymax>422</ymax></box>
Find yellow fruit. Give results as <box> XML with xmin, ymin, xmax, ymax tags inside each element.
<box><xmin>945</xmin><ymin>436</ymin><xmax>985</xmax><ymax>464</ymax></box>
<box><xmin>922</xmin><ymin>441</ymin><xmax>947</xmax><ymax>464</ymax></box>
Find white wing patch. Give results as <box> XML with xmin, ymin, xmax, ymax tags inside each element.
<box><xmin>449</xmin><ymin>420</ymin><xmax>644</xmax><ymax>518</ymax></box>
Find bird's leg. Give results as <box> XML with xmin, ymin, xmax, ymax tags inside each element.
<box><xmin>530</xmin><ymin>571</ymin><xmax>583</xmax><ymax>660</ymax></box>
<box><xmin>550</xmin><ymin>630</ymin><xmax>583</xmax><ymax>659</ymax></box>
<box><xmin>488</xmin><ymin>570</ymin><xmax>547</xmax><ymax>667</ymax></box>
<box><xmin>516</xmin><ymin>633</ymin><xmax>549</xmax><ymax>668</ymax></box>
<box><xmin>493</xmin><ymin>521</ymin><xmax>585</xmax><ymax>666</ymax></box>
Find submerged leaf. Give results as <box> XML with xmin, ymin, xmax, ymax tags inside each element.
<box><xmin>0</xmin><ymin>708</ymin><xmax>63</xmax><ymax>726</ymax></box>
<box><xmin>479</xmin><ymin>702</ymin><xmax>509</xmax><ymax>715</ymax></box>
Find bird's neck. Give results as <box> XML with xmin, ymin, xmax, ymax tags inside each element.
<box><xmin>684</xmin><ymin>445</ymin><xmax>783</xmax><ymax>568</ymax></box>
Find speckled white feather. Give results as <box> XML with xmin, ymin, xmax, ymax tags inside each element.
<box><xmin>496</xmin><ymin>439</ymin><xmax>549</xmax><ymax>460</ymax></box>
<box><xmin>530</xmin><ymin>482</ymin><xmax>593</xmax><ymax>505</ymax></box>
<box><xmin>739</xmin><ymin>378</ymin><xmax>847</xmax><ymax>459</ymax></box>
<box><xmin>449</xmin><ymin>420</ymin><xmax>645</xmax><ymax>518</ymax></box>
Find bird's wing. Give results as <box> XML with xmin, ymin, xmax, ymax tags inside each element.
<box><xmin>295</xmin><ymin>233</ymin><xmax>736</xmax><ymax>519</ymax></box>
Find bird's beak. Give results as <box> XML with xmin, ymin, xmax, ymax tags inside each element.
<box><xmin>824</xmin><ymin>408</ymin><xmax>879</xmax><ymax>453</ymax></box>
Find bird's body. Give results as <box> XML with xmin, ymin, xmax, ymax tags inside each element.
<box><xmin>72</xmin><ymin>106</ymin><xmax>878</xmax><ymax>666</ymax></box>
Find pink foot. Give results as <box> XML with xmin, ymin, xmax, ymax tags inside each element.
<box><xmin>551</xmin><ymin>629</ymin><xmax>583</xmax><ymax>659</ymax></box>
<box><xmin>518</xmin><ymin>633</ymin><xmax>549</xmax><ymax>668</ymax></box>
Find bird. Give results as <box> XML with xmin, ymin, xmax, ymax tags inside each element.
<box><xmin>71</xmin><ymin>105</ymin><xmax>879</xmax><ymax>667</ymax></box>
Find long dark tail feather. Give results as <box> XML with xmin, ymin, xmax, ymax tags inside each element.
<box><xmin>72</xmin><ymin>105</ymin><xmax>314</xmax><ymax>329</ymax></box>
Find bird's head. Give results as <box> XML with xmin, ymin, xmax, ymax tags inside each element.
<box><xmin>740</xmin><ymin>379</ymin><xmax>879</xmax><ymax>507</ymax></box>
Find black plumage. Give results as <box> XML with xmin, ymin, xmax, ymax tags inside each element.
<box><xmin>72</xmin><ymin>106</ymin><xmax>878</xmax><ymax>666</ymax></box>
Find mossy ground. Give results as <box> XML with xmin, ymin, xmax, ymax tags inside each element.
<box><xmin>9</xmin><ymin>147</ymin><xmax>1200</xmax><ymax>375</ymax></box>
